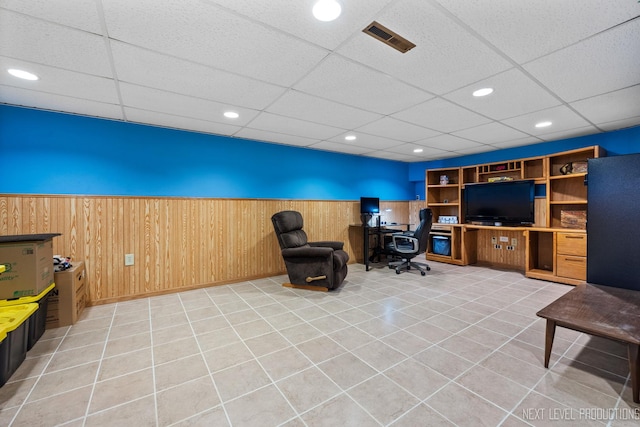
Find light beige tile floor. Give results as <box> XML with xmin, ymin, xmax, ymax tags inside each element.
<box><xmin>1</xmin><ymin>261</ymin><xmax>639</xmax><ymax>426</ymax></box>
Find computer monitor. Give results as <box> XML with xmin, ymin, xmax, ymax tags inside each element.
<box><xmin>360</xmin><ymin>197</ymin><xmax>380</xmax><ymax>214</ymax></box>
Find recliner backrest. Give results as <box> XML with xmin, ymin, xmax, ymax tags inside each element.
<box><xmin>412</xmin><ymin>208</ymin><xmax>433</xmax><ymax>254</ymax></box>
<box><xmin>271</xmin><ymin>211</ymin><xmax>309</xmax><ymax>249</ymax></box>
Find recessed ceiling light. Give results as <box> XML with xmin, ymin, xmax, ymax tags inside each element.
<box><xmin>223</xmin><ymin>111</ymin><xmax>239</xmax><ymax>119</ymax></box>
<box><xmin>472</xmin><ymin>87</ymin><xmax>493</xmax><ymax>97</ymax></box>
<box><xmin>345</xmin><ymin>135</ymin><xmax>356</xmax><ymax>141</ymax></box>
<box><xmin>8</xmin><ymin>68</ymin><xmax>38</xmax><ymax>81</ymax></box>
<box><xmin>413</xmin><ymin>148</ymin><xmax>423</xmax><ymax>153</ymax></box>
<box><xmin>535</xmin><ymin>121</ymin><xmax>552</xmax><ymax>128</ymax></box>
<box><xmin>312</xmin><ymin>0</ymin><xmax>341</xmax><ymax>22</ymax></box>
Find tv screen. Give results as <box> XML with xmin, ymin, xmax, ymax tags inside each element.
<box><xmin>360</xmin><ymin>197</ymin><xmax>380</xmax><ymax>214</ymax></box>
<box><xmin>464</xmin><ymin>180</ymin><xmax>535</xmax><ymax>225</ymax></box>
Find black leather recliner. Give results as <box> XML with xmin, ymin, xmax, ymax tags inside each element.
<box><xmin>386</xmin><ymin>208</ymin><xmax>433</xmax><ymax>275</ymax></box>
<box><xmin>271</xmin><ymin>210</ymin><xmax>349</xmax><ymax>291</ymax></box>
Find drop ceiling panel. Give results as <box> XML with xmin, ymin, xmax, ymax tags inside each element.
<box><xmin>491</xmin><ymin>137</ymin><xmax>543</xmax><ymax>150</ymax></box>
<box><xmin>0</xmin><ymin>11</ymin><xmax>112</xmax><ymax>77</ymax></box>
<box><xmin>293</xmin><ymin>55</ymin><xmax>434</xmax><ymax>115</ymax></box>
<box><xmin>309</xmin><ymin>141</ymin><xmax>372</xmax><ymax>155</ymax></box>
<box><xmin>570</xmin><ymin>85</ymin><xmax>640</xmax><ymax>126</ymax></box>
<box><xmin>205</xmin><ymin>0</ymin><xmax>395</xmax><ymax>51</ymax></box>
<box><xmin>101</xmin><ymin>0</ymin><xmax>327</xmax><ymax>87</ymax></box>
<box><xmin>336</xmin><ymin>0</ymin><xmax>512</xmax><ymax>95</ymax></box>
<box><xmin>234</xmin><ymin>128</ymin><xmax>320</xmax><ymax>148</ymax></box>
<box><xmin>0</xmin><ymin>57</ymin><xmax>119</xmax><ymax>104</ymax></box>
<box><xmin>435</xmin><ymin>0</ymin><xmax>640</xmax><ymax>63</ymax></box>
<box><xmin>451</xmin><ymin>122</ymin><xmax>531</xmax><ymax>144</ymax></box>
<box><xmin>354</xmin><ymin>117</ymin><xmax>441</xmax><ymax>142</ymax></box>
<box><xmin>443</xmin><ymin>68</ymin><xmax>562</xmax><ymax>120</ymax></box>
<box><xmin>0</xmin><ymin>85</ymin><xmax>124</xmax><ymax>120</ymax></box>
<box><xmin>265</xmin><ymin>90</ymin><xmax>382</xmax><ymax>129</ymax></box>
<box><xmin>392</xmin><ymin>98</ymin><xmax>492</xmax><ymax>133</ymax></box>
<box><xmin>124</xmin><ymin>107</ymin><xmax>242</xmax><ymax>136</ymax></box>
<box><xmin>535</xmin><ymin>125</ymin><xmax>601</xmax><ymax>142</ymax></box>
<box><xmin>524</xmin><ymin>20</ymin><xmax>640</xmax><ymax>102</ymax></box>
<box><xmin>0</xmin><ymin>0</ymin><xmax>103</xmax><ymax>33</ymax></box>
<box><xmin>327</xmin><ymin>133</ymin><xmax>405</xmax><ymax>151</ymax></box>
<box><xmin>502</xmin><ymin>105</ymin><xmax>594</xmax><ymax>136</ymax></box>
<box><xmin>119</xmin><ymin>83</ymin><xmax>260</xmax><ymax>125</ymax></box>
<box><xmin>246</xmin><ymin>112</ymin><xmax>344</xmax><ymax>140</ymax></box>
<box><xmin>417</xmin><ymin>134</ymin><xmax>486</xmax><ymax>152</ymax></box>
<box><xmin>111</xmin><ymin>42</ymin><xmax>286</xmax><ymax>111</ymax></box>
<box><xmin>597</xmin><ymin>116</ymin><xmax>640</xmax><ymax>132</ymax></box>
<box><xmin>385</xmin><ymin>143</ymin><xmax>449</xmax><ymax>158</ymax></box>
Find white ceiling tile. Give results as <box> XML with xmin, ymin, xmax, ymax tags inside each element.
<box><xmin>111</xmin><ymin>42</ymin><xmax>286</xmax><ymax>110</ymax></box>
<box><xmin>309</xmin><ymin>141</ymin><xmax>372</xmax><ymax>155</ymax></box>
<box><xmin>501</xmin><ymin>105</ymin><xmax>594</xmax><ymax>136</ymax></box>
<box><xmin>0</xmin><ymin>0</ymin><xmax>103</xmax><ymax>33</ymax></box>
<box><xmin>0</xmin><ymin>57</ymin><xmax>119</xmax><ymax>104</ymax></box>
<box><xmin>524</xmin><ymin>19</ymin><xmax>640</xmax><ymax>102</ymax></box>
<box><xmin>0</xmin><ymin>85</ymin><xmax>124</xmax><ymax>120</ymax></box>
<box><xmin>246</xmin><ymin>112</ymin><xmax>344</xmax><ymax>140</ymax></box>
<box><xmin>443</xmin><ymin>68</ymin><xmax>562</xmax><ymax>120</ymax></box>
<box><xmin>328</xmin><ymin>132</ymin><xmax>405</xmax><ymax>151</ymax></box>
<box><xmin>365</xmin><ymin>151</ymin><xmax>418</xmax><ymax>162</ymax></box>
<box><xmin>393</xmin><ymin>98</ymin><xmax>491</xmax><ymax>133</ymax></box>
<box><xmin>453</xmin><ymin>145</ymin><xmax>495</xmax><ymax>156</ymax></box>
<box><xmin>265</xmin><ymin>90</ymin><xmax>382</xmax><ymax>129</ymax></box>
<box><xmin>570</xmin><ymin>85</ymin><xmax>640</xmax><ymax>126</ymax></box>
<box><xmin>435</xmin><ymin>0</ymin><xmax>640</xmax><ymax>63</ymax></box>
<box><xmin>451</xmin><ymin>122</ymin><xmax>530</xmax><ymax>144</ymax></box>
<box><xmin>536</xmin><ymin>125</ymin><xmax>602</xmax><ymax>142</ymax></box>
<box><xmin>417</xmin><ymin>134</ymin><xmax>486</xmax><ymax>152</ymax></box>
<box><xmin>355</xmin><ymin>117</ymin><xmax>441</xmax><ymax>142</ymax></box>
<box><xmin>293</xmin><ymin>55</ymin><xmax>434</xmax><ymax>115</ymax></box>
<box><xmin>204</xmin><ymin>0</ymin><xmax>394</xmax><ymax>51</ymax></box>
<box><xmin>102</xmin><ymin>0</ymin><xmax>327</xmax><ymax>87</ymax></box>
<box><xmin>385</xmin><ymin>143</ymin><xmax>449</xmax><ymax>158</ymax></box>
<box><xmin>336</xmin><ymin>0</ymin><xmax>512</xmax><ymax>94</ymax></box>
<box><xmin>119</xmin><ymin>83</ymin><xmax>260</xmax><ymax>125</ymax></box>
<box><xmin>490</xmin><ymin>136</ymin><xmax>543</xmax><ymax>150</ymax></box>
<box><xmin>234</xmin><ymin>128</ymin><xmax>319</xmax><ymax>148</ymax></box>
<box><xmin>0</xmin><ymin>11</ymin><xmax>113</xmax><ymax>77</ymax></box>
<box><xmin>124</xmin><ymin>107</ymin><xmax>241</xmax><ymax>136</ymax></box>
<box><xmin>596</xmin><ymin>116</ymin><xmax>640</xmax><ymax>132</ymax></box>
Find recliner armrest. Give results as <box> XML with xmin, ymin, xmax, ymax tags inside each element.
<box><xmin>309</xmin><ymin>241</ymin><xmax>344</xmax><ymax>251</ymax></box>
<box><xmin>282</xmin><ymin>246</ymin><xmax>333</xmax><ymax>259</ymax></box>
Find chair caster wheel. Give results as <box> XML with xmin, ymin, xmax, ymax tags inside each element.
<box><xmin>421</xmin><ymin>271</ymin><xmax>426</xmax><ymax>276</ymax></box>
<box><xmin>396</xmin><ymin>270</ymin><xmax>401</xmax><ymax>274</ymax></box>
<box><xmin>426</xmin><ymin>267</ymin><xmax>431</xmax><ymax>271</ymax></box>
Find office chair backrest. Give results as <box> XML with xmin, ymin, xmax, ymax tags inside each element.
<box><xmin>271</xmin><ymin>210</ymin><xmax>308</xmax><ymax>250</ymax></box>
<box><xmin>412</xmin><ymin>208</ymin><xmax>433</xmax><ymax>254</ymax></box>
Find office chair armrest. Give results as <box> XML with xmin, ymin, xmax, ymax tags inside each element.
<box><xmin>282</xmin><ymin>246</ymin><xmax>333</xmax><ymax>259</ymax></box>
<box><xmin>309</xmin><ymin>241</ymin><xmax>344</xmax><ymax>251</ymax></box>
<box><xmin>391</xmin><ymin>235</ymin><xmax>418</xmax><ymax>253</ymax></box>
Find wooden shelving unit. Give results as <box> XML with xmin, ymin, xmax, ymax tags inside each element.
<box><xmin>424</xmin><ymin>146</ymin><xmax>603</xmax><ymax>285</ymax></box>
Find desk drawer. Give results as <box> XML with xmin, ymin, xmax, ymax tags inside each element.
<box><xmin>557</xmin><ymin>233</ymin><xmax>587</xmax><ymax>256</ymax></box>
<box><xmin>557</xmin><ymin>255</ymin><xmax>586</xmax><ymax>280</ymax></box>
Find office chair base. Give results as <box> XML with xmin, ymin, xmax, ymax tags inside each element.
<box><xmin>389</xmin><ymin>260</ymin><xmax>430</xmax><ymax>276</ymax></box>
<box><xmin>282</xmin><ymin>283</ymin><xmax>329</xmax><ymax>292</ymax></box>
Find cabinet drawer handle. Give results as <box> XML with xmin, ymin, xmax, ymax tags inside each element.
<box><xmin>563</xmin><ymin>257</ymin><xmax>585</xmax><ymax>263</ymax></box>
<box><xmin>563</xmin><ymin>235</ymin><xmax>585</xmax><ymax>239</ymax></box>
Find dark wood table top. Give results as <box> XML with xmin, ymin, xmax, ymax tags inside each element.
<box><xmin>536</xmin><ymin>283</ymin><xmax>640</xmax><ymax>345</ymax></box>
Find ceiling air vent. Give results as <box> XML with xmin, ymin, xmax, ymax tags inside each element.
<box><xmin>362</xmin><ymin>21</ymin><xmax>416</xmax><ymax>53</ymax></box>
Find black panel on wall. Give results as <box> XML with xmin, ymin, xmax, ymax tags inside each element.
<box><xmin>587</xmin><ymin>154</ymin><xmax>640</xmax><ymax>291</ymax></box>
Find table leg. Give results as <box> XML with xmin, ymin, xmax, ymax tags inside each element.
<box><xmin>628</xmin><ymin>343</ymin><xmax>639</xmax><ymax>403</ymax></box>
<box><xmin>544</xmin><ymin>320</ymin><xmax>556</xmax><ymax>368</ymax></box>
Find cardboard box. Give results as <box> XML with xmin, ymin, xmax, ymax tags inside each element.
<box><xmin>47</xmin><ymin>261</ymin><xmax>86</xmax><ymax>328</ymax></box>
<box><xmin>0</xmin><ymin>234</ymin><xmax>59</xmax><ymax>300</ymax></box>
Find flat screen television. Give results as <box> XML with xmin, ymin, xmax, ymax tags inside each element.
<box><xmin>464</xmin><ymin>180</ymin><xmax>535</xmax><ymax>226</ymax></box>
<box><xmin>360</xmin><ymin>197</ymin><xmax>380</xmax><ymax>214</ymax></box>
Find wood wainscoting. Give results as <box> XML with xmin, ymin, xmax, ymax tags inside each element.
<box><xmin>0</xmin><ymin>195</ymin><xmax>417</xmax><ymax>305</ymax></box>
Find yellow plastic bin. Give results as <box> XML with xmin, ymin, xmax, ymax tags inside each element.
<box><xmin>0</xmin><ymin>283</ymin><xmax>54</xmax><ymax>350</ymax></box>
<box><xmin>0</xmin><ymin>303</ymin><xmax>38</xmax><ymax>387</ymax></box>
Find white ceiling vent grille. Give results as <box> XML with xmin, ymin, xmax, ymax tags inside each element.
<box><xmin>362</xmin><ymin>21</ymin><xmax>416</xmax><ymax>53</ymax></box>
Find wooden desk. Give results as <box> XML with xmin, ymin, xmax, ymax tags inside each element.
<box><xmin>351</xmin><ymin>223</ymin><xmax>411</xmax><ymax>271</ymax></box>
<box><xmin>536</xmin><ymin>284</ymin><xmax>640</xmax><ymax>403</ymax></box>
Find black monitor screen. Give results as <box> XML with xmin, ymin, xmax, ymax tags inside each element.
<box><xmin>464</xmin><ymin>180</ymin><xmax>535</xmax><ymax>225</ymax></box>
<box><xmin>360</xmin><ymin>197</ymin><xmax>380</xmax><ymax>214</ymax></box>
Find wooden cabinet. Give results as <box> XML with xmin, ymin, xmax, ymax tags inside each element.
<box><xmin>525</xmin><ymin>229</ymin><xmax>586</xmax><ymax>285</ymax></box>
<box><xmin>425</xmin><ymin>168</ymin><xmax>461</xmax><ymax>224</ymax></box>
<box><xmin>556</xmin><ymin>232</ymin><xmax>587</xmax><ymax>281</ymax></box>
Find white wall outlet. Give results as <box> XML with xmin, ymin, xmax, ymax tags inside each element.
<box><xmin>491</xmin><ymin>237</ymin><xmax>497</xmax><ymax>244</ymax></box>
<box><xmin>125</xmin><ymin>253</ymin><xmax>134</xmax><ymax>266</ymax></box>
<box><xmin>511</xmin><ymin>238</ymin><xmax>517</xmax><ymax>247</ymax></box>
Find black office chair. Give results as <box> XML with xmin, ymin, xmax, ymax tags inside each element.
<box><xmin>271</xmin><ymin>210</ymin><xmax>349</xmax><ymax>291</ymax></box>
<box><xmin>386</xmin><ymin>208</ymin><xmax>432</xmax><ymax>275</ymax></box>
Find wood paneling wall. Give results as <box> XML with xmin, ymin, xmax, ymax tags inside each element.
<box><xmin>0</xmin><ymin>195</ymin><xmax>412</xmax><ymax>305</ymax></box>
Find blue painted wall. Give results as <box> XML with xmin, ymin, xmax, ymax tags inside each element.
<box><xmin>0</xmin><ymin>105</ymin><xmax>412</xmax><ymax>200</ymax></box>
<box><xmin>410</xmin><ymin>125</ymin><xmax>640</xmax><ymax>200</ymax></box>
